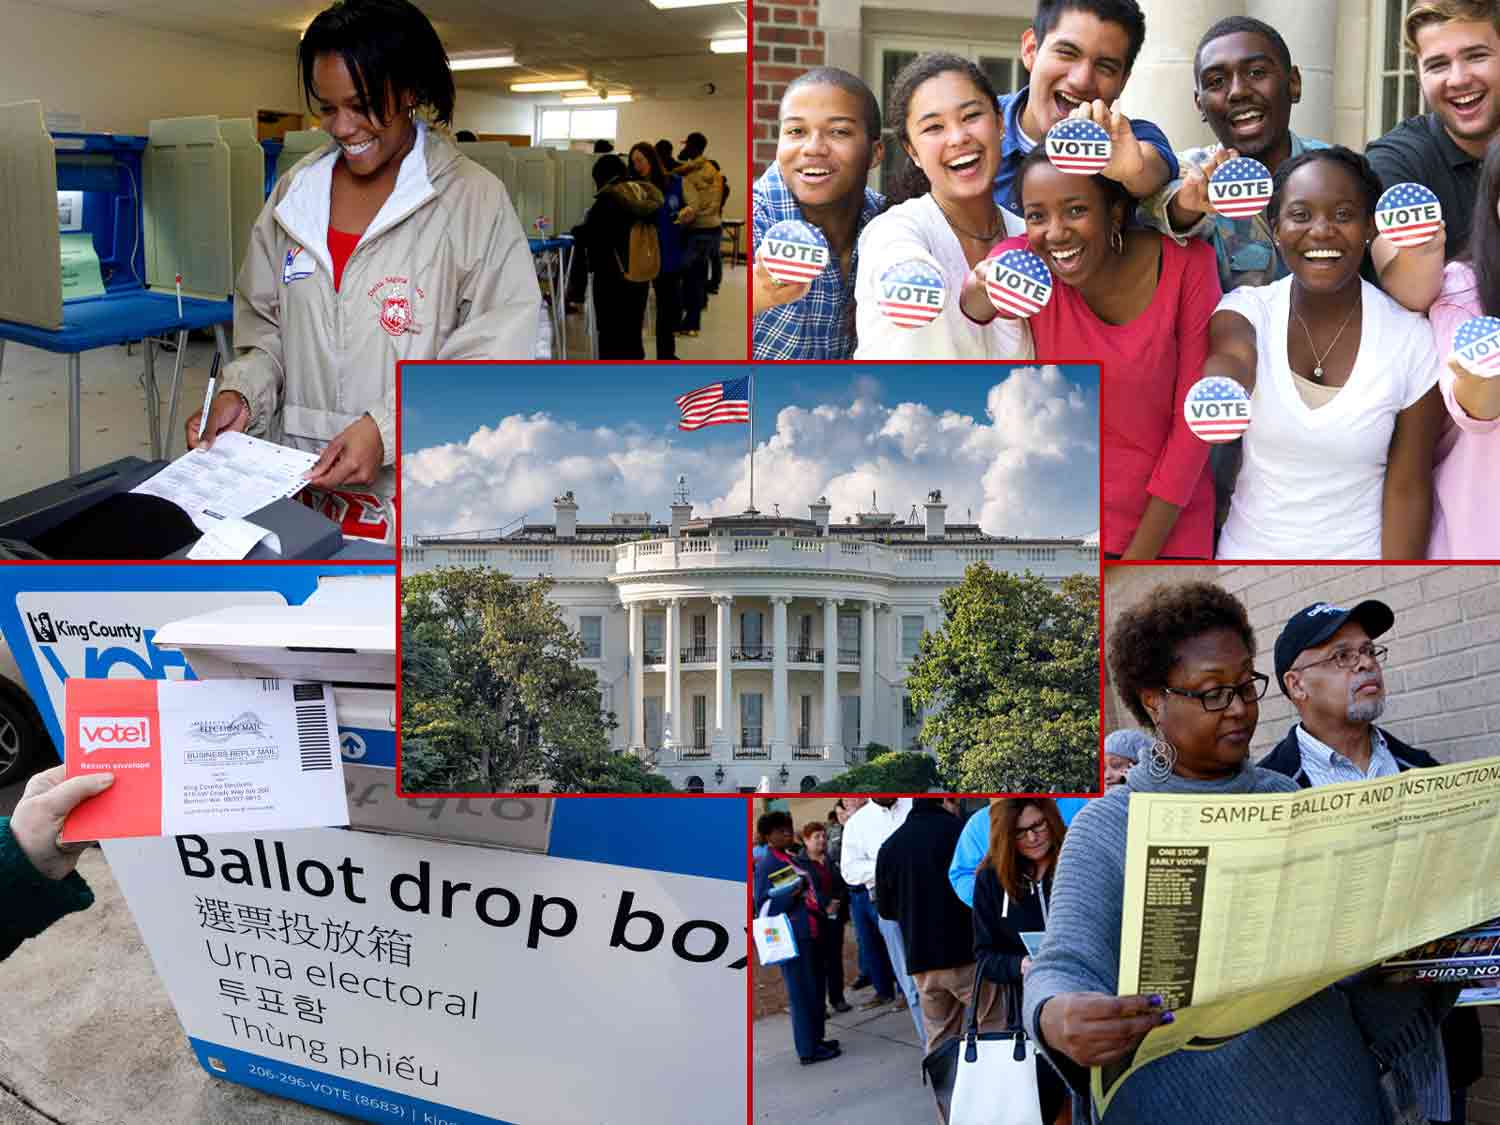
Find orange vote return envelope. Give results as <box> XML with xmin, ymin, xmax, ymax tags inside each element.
<box><xmin>61</xmin><ymin>677</ymin><xmax>348</xmax><ymax>843</ymax></box>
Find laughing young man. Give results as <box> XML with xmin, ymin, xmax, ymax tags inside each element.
<box><xmin>752</xmin><ymin>68</ymin><xmax>885</xmax><ymax>360</ymax></box>
<box><xmin>992</xmin><ymin>0</ymin><xmax>1177</xmax><ymax>216</ymax></box>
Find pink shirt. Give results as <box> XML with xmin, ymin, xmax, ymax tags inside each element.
<box><xmin>1428</xmin><ymin>260</ymin><xmax>1500</xmax><ymax>558</ymax></box>
<box><xmin>990</xmin><ymin>234</ymin><xmax>1220</xmax><ymax>557</ymax></box>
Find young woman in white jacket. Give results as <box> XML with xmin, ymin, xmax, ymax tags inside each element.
<box><xmin>186</xmin><ymin>0</ymin><xmax>540</xmax><ymax>541</ymax></box>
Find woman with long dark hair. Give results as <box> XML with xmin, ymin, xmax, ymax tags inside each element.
<box><xmin>853</xmin><ymin>53</ymin><xmax>1029</xmax><ymax>359</ymax></box>
<box><xmin>628</xmin><ymin>141</ymin><xmax>687</xmax><ymax>360</ymax></box>
<box><xmin>1429</xmin><ymin>135</ymin><xmax>1500</xmax><ymax>557</ymax></box>
<box><xmin>185</xmin><ymin>0</ymin><xmax>538</xmax><ymax>543</ymax></box>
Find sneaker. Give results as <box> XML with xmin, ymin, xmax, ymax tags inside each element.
<box><xmin>799</xmin><ymin>1043</ymin><xmax>841</xmax><ymax>1066</ymax></box>
<box><xmin>850</xmin><ymin>976</ymin><xmax>871</xmax><ymax>990</ymax></box>
<box><xmin>830</xmin><ymin>1000</ymin><xmax>852</xmax><ymax>1013</ymax></box>
<box><xmin>859</xmin><ymin>994</ymin><xmax>894</xmax><ymax>1010</ymax></box>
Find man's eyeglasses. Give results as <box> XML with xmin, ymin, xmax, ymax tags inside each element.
<box><xmin>1295</xmin><ymin>644</ymin><xmax>1388</xmax><ymax>674</ymax></box>
<box><xmin>1013</xmin><ymin>822</ymin><xmax>1049</xmax><ymax>840</ymax></box>
<box><xmin>1162</xmin><ymin>673</ymin><xmax>1270</xmax><ymax>713</ymax></box>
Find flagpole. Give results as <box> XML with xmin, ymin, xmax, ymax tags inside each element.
<box><xmin>748</xmin><ymin>372</ymin><xmax>755</xmax><ymax>512</ymax></box>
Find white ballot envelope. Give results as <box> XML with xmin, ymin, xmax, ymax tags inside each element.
<box><xmin>131</xmin><ymin>431</ymin><xmax>319</xmax><ymax>533</ymax></box>
<box><xmin>61</xmin><ymin>677</ymin><xmax>349</xmax><ymax>842</ymax></box>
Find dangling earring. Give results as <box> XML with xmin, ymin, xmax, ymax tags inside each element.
<box><xmin>1148</xmin><ymin>735</ymin><xmax>1177</xmax><ymax>781</ymax></box>
<box><xmin>1110</xmin><ymin>226</ymin><xmax>1124</xmax><ymax>255</ymax></box>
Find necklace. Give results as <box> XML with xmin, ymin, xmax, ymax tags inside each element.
<box><xmin>1291</xmin><ymin>293</ymin><xmax>1360</xmax><ymax>380</ymax></box>
<box><xmin>933</xmin><ymin>196</ymin><xmax>1003</xmax><ymax>243</ymax></box>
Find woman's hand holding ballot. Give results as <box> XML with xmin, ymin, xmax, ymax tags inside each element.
<box><xmin>303</xmin><ymin>413</ymin><xmax>384</xmax><ymax>489</ymax></box>
<box><xmin>1038</xmin><ymin>991</ymin><xmax>1173</xmax><ymax>1066</ymax></box>
<box><xmin>185</xmin><ymin>390</ymin><xmax>250</xmax><ymax>450</ymax></box>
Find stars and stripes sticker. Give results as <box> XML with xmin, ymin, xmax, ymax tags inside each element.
<box><xmin>985</xmin><ymin>249</ymin><xmax>1053</xmax><ymax>318</ymax></box>
<box><xmin>759</xmin><ymin>219</ymin><xmax>830</xmax><ymax>285</ymax></box>
<box><xmin>1184</xmin><ymin>376</ymin><xmax>1252</xmax><ymax>442</ymax></box>
<box><xmin>1208</xmin><ymin>156</ymin><xmax>1273</xmax><ymax>219</ymax></box>
<box><xmin>1045</xmin><ymin>118</ymin><xmax>1112</xmax><ymax>175</ymax></box>
<box><xmin>876</xmin><ymin>258</ymin><xmax>946</xmax><ymax>328</ymax></box>
<box><xmin>676</xmin><ymin>377</ymin><xmax>751</xmax><ymax>430</ymax></box>
<box><xmin>1452</xmin><ymin>316</ymin><xmax>1500</xmax><ymax>378</ymax></box>
<box><xmin>1376</xmin><ymin>183</ymin><xmax>1443</xmax><ymax>248</ymax></box>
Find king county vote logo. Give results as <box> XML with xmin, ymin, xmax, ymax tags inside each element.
<box><xmin>1184</xmin><ymin>376</ymin><xmax>1252</xmax><ymax>442</ymax></box>
<box><xmin>876</xmin><ymin>258</ymin><xmax>946</xmax><ymax>328</ymax></box>
<box><xmin>985</xmin><ymin>249</ymin><xmax>1053</xmax><ymax>318</ymax></box>
<box><xmin>1453</xmin><ymin>316</ymin><xmax>1500</xmax><ymax>378</ymax></box>
<box><xmin>1045</xmin><ymin>118</ymin><xmax>1112</xmax><ymax>175</ymax></box>
<box><xmin>1208</xmin><ymin>157</ymin><xmax>1274</xmax><ymax>219</ymax></box>
<box><xmin>760</xmin><ymin>219</ymin><xmax>830</xmax><ymax>285</ymax></box>
<box><xmin>1375</xmin><ymin>183</ymin><xmax>1442</xmax><ymax>248</ymax></box>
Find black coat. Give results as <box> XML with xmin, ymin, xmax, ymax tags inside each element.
<box><xmin>972</xmin><ymin>864</ymin><xmax>1053</xmax><ymax>987</ymax></box>
<box><xmin>874</xmin><ymin>804</ymin><xmax>973</xmax><ymax>974</ymax></box>
<box><xmin>802</xmin><ymin>854</ymin><xmax>849</xmax><ymax>924</ymax></box>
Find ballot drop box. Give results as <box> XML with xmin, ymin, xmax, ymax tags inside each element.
<box><xmin>0</xmin><ymin>565</ymin><xmax>748</xmax><ymax>1125</ymax></box>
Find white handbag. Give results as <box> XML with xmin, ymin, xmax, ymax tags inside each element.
<box><xmin>924</xmin><ymin>975</ymin><xmax>1043</xmax><ymax>1125</ymax></box>
<box><xmin>752</xmin><ymin>898</ymin><xmax>799</xmax><ymax>966</ymax></box>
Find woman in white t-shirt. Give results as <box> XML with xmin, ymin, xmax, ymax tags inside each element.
<box><xmin>1204</xmin><ymin>147</ymin><xmax>1444</xmax><ymax>559</ymax></box>
<box><xmin>853</xmin><ymin>53</ymin><xmax>1029</xmax><ymax>360</ymax></box>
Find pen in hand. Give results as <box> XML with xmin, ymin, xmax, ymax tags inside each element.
<box><xmin>196</xmin><ymin>350</ymin><xmax>222</xmax><ymax>445</ymax></box>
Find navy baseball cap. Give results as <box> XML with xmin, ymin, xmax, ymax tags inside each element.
<box><xmin>1273</xmin><ymin>600</ymin><xmax>1394</xmax><ymax>696</ymax></box>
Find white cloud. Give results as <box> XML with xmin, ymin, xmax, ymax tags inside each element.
<box><xmin>401</xmin><ymin>366</ymin><xmax>1099</xmax><ymax>539</ymax></box>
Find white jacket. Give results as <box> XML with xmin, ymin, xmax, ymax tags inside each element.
<box><xmin>221</xmin><ymin>121</ymin><xmax>541</xmax><ymax>508</ymax></box>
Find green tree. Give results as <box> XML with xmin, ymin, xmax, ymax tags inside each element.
<box><xmin>905</xmin><ymin>566</ymin><xmax>1098</xmax><ymax>792</ymax></box>
<box><xmin>402</xmin><ymin>567</ymin><xmax>672</xmax><ymax>793</ymax></box>
<box><xmin>813</xmin><ymin>745</ymin><xmax>940</xmax><ymax>792</ymax></box>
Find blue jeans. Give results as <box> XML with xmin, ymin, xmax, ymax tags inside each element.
<box><xmin>847</xmin><ymin>887</ymin><xmax>893</xmax><ymax>998</ymax></box>
<box><xmin>679</xmin><ymin>230</ymin><xmax>718</xmax><ymax>331</ymax></box>
<box><xmin>876</xmin><ymin>915</ymin><xmax>927</xmax><ymax>1044</ymax></box>
<box><xmin>778</xmin><ymin>909</ymin><xmax>826</xmax><ymax>1060</ymax></box>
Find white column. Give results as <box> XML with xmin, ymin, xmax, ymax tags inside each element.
<box><xmin>663</xmin><ymin>598</ymin><xmax>680</xmax><ymax>750</ymax></box>
<box><xmin>771</xmin><ymin>595</ymin><xmax>790</xmax><ymax>757</ymax></box>
<box><xmin>822</xmin><ymin>597</ymin><xmax>842</xmax><ymax>754</ymax></box>
<box><xmin>714</xmin><ymin>595</ymin><xmax>733</xmax><ymax>753</ymax></box>
<box><xmin>859</xmin><ymin>600</ymin><xmax>876</xmax><ymax>755</ymax></box>
<box><xmin>628</xmin><ymin>602</ymin><xmax>644</xmax><ymax>752</ymax></box>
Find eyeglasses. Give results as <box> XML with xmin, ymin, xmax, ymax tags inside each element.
<box><xmin>1294</xmin><ymin>643</ymin><xmax>1388</xmax><ymax>674</ymax></box>
<box><xmin>1162</xmin><ymin>673</ymin><xmax>1270</xmax><ymax>713</ymax></box>
<box><xmin>1013</xmin><ymin>822</ymin><xmax>1049</xmax><ymax>840</ymax></box>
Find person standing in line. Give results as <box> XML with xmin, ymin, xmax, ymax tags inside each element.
<box><xmin>840</xmin><ymin>796</ymin><xmax>923</xmax><ymax>1042</ymax></box>
<box><xmin>628</xmin><ymin>142</ymin><xmax>687</xmax><ymax>361</ymax></box>
<box><xmin>675</xmin><ymin>132</ymin><xmax>724</xmax><ymax>338</ymax></box>
<box><xmin>800</xmin><ymin>821</ymin><xmax>852</xmax><ymax>1015</ymax></box>
<box><xmin>575</xmin><ymin>154</ymin><xmax>663</xmax><ymax>360</ymax></box>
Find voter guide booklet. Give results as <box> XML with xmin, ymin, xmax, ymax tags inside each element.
<box><xmin>61</xmin><ymin>677</ymin><xmax>348</xmax><ymax>843</ymax></box>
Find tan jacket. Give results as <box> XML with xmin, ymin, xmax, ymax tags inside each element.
<box><xmin>676</xmin><ymin>156</ymin><xmax>725</xmax><ymax>230</ymax></box>
<box><xmin>221</xmin><ymin>121</ymin><xmax>541</xmax><ymax>508</ymax></box>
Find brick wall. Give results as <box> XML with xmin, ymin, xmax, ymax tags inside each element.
<box><xmin>751</xmin><ymin>0</ymin><xmax>824</xmax><ymax>180</ymax></box>
<box><xmin>1103</xmin><ymin>563</ymin><xmax>1500</xmax><ymax>1123</ymax></box>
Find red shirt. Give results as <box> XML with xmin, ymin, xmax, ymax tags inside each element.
<box><xmin>989</xmin><ymin>234</ymin><xmax>1220</xmax><ymax>558</ymax></box>
<box><xmin>327</xmin><ymin>226</ymin><xmax>360</xmax><ymax>292</ymax></box>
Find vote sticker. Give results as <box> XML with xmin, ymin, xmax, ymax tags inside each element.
<box><xmin>1208</xmin><ymin>157</ymin><xmax>1273</xmax><ymax>219</ymax></box>
<box><xmin>876</xmin><ymin>258</ymin><xmax>946</xmax><ymax>328</ymax></box>
<box><xmin>1376</xmin><ymin>183</ymin><xmax>1442</xmax><ymax>248</ymax></box>
<box><xmin>1045</xmin><ymin>118</ymin><xmax>1112</xmax><ymax>175</ymax></box>
<box><xmin>985</xmin><ymin>249</ymin><xmax>1053</xmax><ymax>318</ymax></box>
<box><xmin>1184</xmin><ymin>376</ymin><xmax>1251</xmax><ymax>442</ymax></box>
<box><xmin>1452</xmin><ymin>316</ymin><xmax>1500</xmax><ymax>379</ymax></box>
<box><xmin>760</xmin><ymin>219</ymin><xmax>830</xmax><ymax>285</ymax></box>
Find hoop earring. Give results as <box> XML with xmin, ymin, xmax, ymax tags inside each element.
<box><xmin>1110</xmin><ymin>226</ymin><xmax>1124</xmax><ymax>255</ymax></box>
<box><xmin>1148</xmin><ymin>737</ymin><xmax>1177</xmax><ymax>781</ymax></box>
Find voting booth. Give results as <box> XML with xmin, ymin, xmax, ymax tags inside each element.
<box><xmin>0</xmin><ymin>566</ymin><xmax>747</xmax><ymax>1125</ymax></box>
<box><xmin>274</xmin><ymin>128</ymin><xmax>328</xmax><ymax>184</ymax></box>
<box><xmin>551</xmin><ymin>149</ymin><xmax>594</xmax><ymax>231</ymax></box>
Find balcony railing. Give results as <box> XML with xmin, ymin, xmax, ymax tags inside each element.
<box><xmin>675</xmin><ymin>746</ymin><xmax>712</xmax><ymax>761</ymax></box>
<box><xmin>838</xmin><ymin>647</ymin><xmax>861</xmax><ymax>664</ymax></box>
<box><xmin>792</xmin><ymin>745</ymin><xmax>828</xmax><ymax>761</ymax></box>
<box><xmin>733</xmin><ymin>744</ymin><xmax>771</xmax><ymax>760</ymax></box>
<box><xmin>643</xmin><ymin>649</ymin><xmax>665</xmax><ymax>665</ymax></box>
<box><xmin>787</xmin><ymin>645</ymin><xmax>823</xmax><ymax>663</ymax></box>
<box><xmin>733</xmin><ymin>645</ymin><xmax>772</xmax><ymax>662</ymax></box>
<box><xmin>681</xmin><ymin>646</ymin><xmax>716</xmax><ymax>663</ymax></box>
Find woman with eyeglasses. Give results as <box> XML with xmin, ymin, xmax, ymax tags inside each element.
<box><xmin>1023</xmin><ymin>581</ymin><xmax>1451</xmax><ymax>1122</ymax></box>
<box><xmin>972</xmin><ymin>798</ymin><xmax>1069</xmax><ymax>1123</ymax></box>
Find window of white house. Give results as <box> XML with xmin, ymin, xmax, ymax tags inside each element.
<box><xmin>579</xmin><ymin>615</ymin><xmax>602</xmax><ymax>659</ymax></box>
<box><xmin>1372</xmin><ymin>0</ymin><xmax>1424</xmax><ymax>136</ymax></box>
<box><xmin>538</xmin><ymin>107</ymin><xmax>618</xmax><ymax>149</ymax></box>
<box><xmin>741</xmin><ymin>693</ymin><xmax>764</xmax><ymax>747</ymax></box>
<box><xmin>644</xmin><ymin>615</ymin><xmax>664</xmax><ymax>660</ymax></box>
<box><xmin>901</xmin><ymin>615</ymin><xmax>924</xmax><ymax>660</ymax></box>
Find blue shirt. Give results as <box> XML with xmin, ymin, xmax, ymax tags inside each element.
<box><xmin>947</xmin><ymin>799</ymin><xmax>1089</xmax><ymax>906</ymax></box>
<box><xmin>992</xmin><ymin>89</ymin><xmax>1178</xmax><ymax>215</ymax></box>
<box><xmin>654</xmin><ymin>174</ymin><xmax>687</xmax><ymax>274</ymax></box>
<box><xmin>752</xmin><ymin>163</ymin><xmax>884</xmax><ymax>360</ymax></box>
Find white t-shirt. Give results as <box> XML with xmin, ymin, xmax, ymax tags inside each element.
<box><xmin>854</xmin><ymin>193</ymin><xmax>1031</xmax><ymax>360</ymax></box>
<box><xmin>1216</xmin><ymin>276</ymin><xmax>1440</xmax><ymax>559</ymax></box>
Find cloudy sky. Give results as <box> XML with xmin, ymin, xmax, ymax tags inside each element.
<box><xmin>401</xmin><ymin>364</ymin><xmax>1099</xmax><ymax>540</ymax></box>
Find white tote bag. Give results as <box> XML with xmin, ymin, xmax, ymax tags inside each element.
<box><xmin>753</xmin><ymin>899</ymin><xmax>799</xmax><ymax>966</ymax></box>
<box><xmin>948</xmin><ymin>1022</ymin><xmax>1043</xmax><ymax>1125</ymax></box>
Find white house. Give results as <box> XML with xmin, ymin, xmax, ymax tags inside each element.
<box><xmin>404</xmin><ymin>488</ymin><xmax>1097</xmax><ymax>792</ymax></box>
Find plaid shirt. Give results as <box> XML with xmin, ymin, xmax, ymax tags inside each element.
<box><xmin>1139</xmin><ymin>132</ymin><xmax>1327</xmax><ymax>292</ymax></box>
<box><xmin>752</xmin><ymin>164</ymin><xmax>883</xmax><ymax>360</ymax></box>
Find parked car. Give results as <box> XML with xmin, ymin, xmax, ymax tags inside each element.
<box><xmin>0</xmin><ymin>636</ymin><xmax>52</xmax><ymax>787</ymax></box>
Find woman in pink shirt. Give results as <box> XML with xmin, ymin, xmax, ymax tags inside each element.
<box><xmin>1430</xmin><ymin>139</ymin><xmax>1500</xmax><ymax>558</ymax></box>
<box><xmin>962</xmin><ymin>146</ymin><xmax>1220</xmax><ymax>558</ymax></box>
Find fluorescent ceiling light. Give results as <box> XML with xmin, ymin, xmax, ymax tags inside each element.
<box><xmin>649</xmin><ymin>0</ymin><xmax>739</xmax><ymax>7</ymax></box>
<box><xmin>511</xmin><ymin>79</ymin><xmax>593</xmax><ymax>92</ymax></box>
<box><xmin>562</xmin><ymin>93</ymin><xmax>634</xmax><ymax>104</ymax></box>
<box><xmin>709</xmin><ymin>36</ymin><xmax>747</xmax><ymax>52</ymax></box>
<box><xmin>451</xmin><ymin>55</ymin><xmax>518</xmax><ymax>71</ymax></box>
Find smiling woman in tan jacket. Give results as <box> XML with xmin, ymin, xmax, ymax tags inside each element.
<box><xmin>185</xmin><ymin>0</ymin><xmax>540</xmax><ymax>542</ymax></box>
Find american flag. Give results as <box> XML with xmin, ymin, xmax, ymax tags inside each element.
<box><xmin>1184</xmin><ymin>376</ymin><xmax>1252</xmax><ymax>442</ymax></box>
<box><xmin>1208</xmin><ymin>157</ymin><xmax>1273</xmax><ymax>219</ymax></box>
<box><xmin>760</xmin><ymin>219</ymin><xmax>830</xmax><ymax>285</ymax></box>
<box><xmin>677</xmin><ymin>377</ymin><xmax>751</xmax><ymax>430</ymax></box>
<box><xmin>1452</xmin><ymin>316</ymin><xmax>1500</xmax><ymax>378</ymax></box>
<box><xmin>876</xmin><ymin>258</ymin><xmax>946</xmax><ymax>328</ymax></box>
<box><xmin>1045</xmin><ymin>118</ymin><xmax>1112</xmax><ymax>174</ymax></box>
<box><xmin>985</xmin><ymin>249</ymin><xmax>1053</xmax><ymax>318</ymax></box>
<box><xmin>1376</xmin><ymin>183</ymin><xmax>1443</xmax><ymax>248</ymax></box>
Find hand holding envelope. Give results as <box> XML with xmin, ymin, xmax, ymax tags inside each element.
<box><xmin>10</xmin><ymin>764</ymin><xmax>113</xmax><ymax>879</ymax></box>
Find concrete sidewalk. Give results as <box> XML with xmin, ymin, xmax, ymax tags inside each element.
<box><xmin>754</xmin><ymin>988</ymin><xmax>938</xmax><ymax>1123</ymax></box>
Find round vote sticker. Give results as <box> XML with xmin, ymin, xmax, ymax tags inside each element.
<box><xmin>1045</xmin><ymin>118</ymin><xmax>1112</xmax><ymax>175</ymax></box>
<box><xmin>1452</xmin><ymin>316</ymin><xmax>1500</xmax><ymax>378</ymax></box>
<box><xmin>1208</xmin><ymin>156</ymin><xmax>1274</xmax><ymax>219</ymax></box>
<box><xmin>1376</xmin><ymin>183</ymin><xmax>1443</xmax><ymax>248</ymax></box>
<box><xmin>876</xmin><ymin>258</ymin><xmax>947</xmax><ymax>328</ymax></box>
<box><xmin>985</xmin><ymin>249</ymin><xmax>1053</xmax><ymax>318</ymax></box>
<box><xmin>1184</xmin><ymin>376</ymin><xmax>1252</xmax><ymax>442</ymax></box>
<box><xmin>760</xmin><ymin>219</ymin><xmax>830</xmax><ymax>285</ymax></box>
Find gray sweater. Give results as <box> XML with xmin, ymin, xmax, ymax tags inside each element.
<box><xmin>1023</xmin><ymin>761</ymin><xmax>1449</xmax><ymax>1123</ymax></box>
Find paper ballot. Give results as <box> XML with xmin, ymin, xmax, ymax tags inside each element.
<box><xmin>60</xmin><ymin>677</ymin><xmax>348</xmax><ymax>842</ymax></box>
<box><xmin>132</xmin><ymin>431</ymin><xmax>318</xmax><ymax>533</ymax></box>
